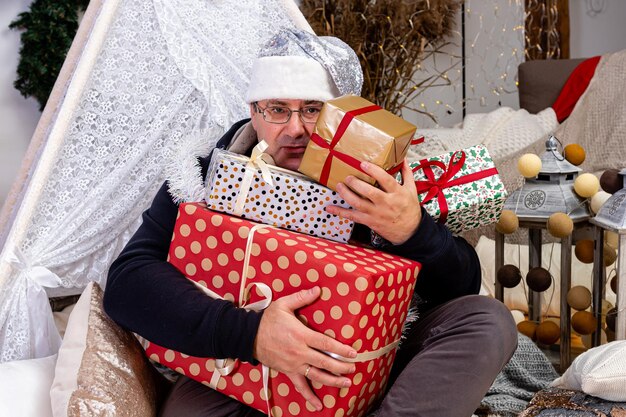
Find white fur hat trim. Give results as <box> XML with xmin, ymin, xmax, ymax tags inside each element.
<box><xmin>245</xmin><ymin>55</ymin><xmax>340</xmax><ymax>103</ymax></box>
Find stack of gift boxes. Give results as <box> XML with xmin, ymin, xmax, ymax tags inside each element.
<box><xmin>144</xmin><ymin>95</ymin><xmax>507</xmax><ymax>417</ymax></box>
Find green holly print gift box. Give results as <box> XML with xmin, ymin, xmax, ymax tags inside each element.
<box><xmin>410</xmin><ymin>144</ymin><xmax>507</xmax><ymax>234</ymax></box>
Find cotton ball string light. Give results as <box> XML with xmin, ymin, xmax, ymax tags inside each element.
<box><xmin>590</xmin><ymin>190</ymin><xmax>611</xmax><ymax>214</ymax></box>
<box><xmin>574</xmin><ymin>239</ymin><xmax>595</xmax><ymax>264</ymax></box>
<box><xmin>497</xmin><ymin>264</ymin><xmax>522</xmax><ymax>288</ymax></box>
<box><xmin>526</xmin><ymin>267</ymin><xmax>552</xmax><ymax>292</ymax></box>
<box><xmin>563</xmin><ymin>144</ymin><xmax>586</xmax><ymax>166</ymax></box>
<box><xmin>606</xmin><ymin>307</ymin><xmax>617</xmax><ymax>332</ymax></box>
<box><xmin>606</xmin><ymin>327</ymin><xmax>616</xmax><ymax>343</ymax></box>
<box><xmin>546</xmin><ymin>212</ymin><xmax>573</xmax><ymax>238</ymax></box>
<box><xmin>536</xmin><ymin>321</ymin><xmax>560</xmax><ymax>345</ymax></box>
<box><xmin>544</xmin><ymin>317</ymin><xmax>561</xmax><ymax>330</ymax></box>
<box><xmin>600</xmin><ymin>168</ymin><xmax>622</xmax><ymax>194</ymax></box>
<box><xmin>545</xmin><ymin>317</ymin><xmax>561</xmax><ymax>326</ymax></box>
<box><xmin>517</xmin><ymin>153</ymin><xmax>542</xmax><ymax>178</ymax></box>
<box><xmin>566</xmin><ymin>286</ymin><xmax>592</xmax><ymax>311</ymax></box>
<box><xmin>603</xmin><ymin>243</ymin><xmax>617</xmax><ymax>267</ymax></box>
<box><xmin>571</xmin><ymin>311</ymin><xmax>597</xmax><ymax>335</ymax></box>
<box><xmin>606</xmin><ymin>231</ymin><xmax>619</xmax><ymax>249</ymax></box>
<box><xmin>581</xmin><ymin>330</ymin><xmax>608</xmax><ymax>349</ymax></box>
<box><xmin>495</xmin><ymin>210</ymin><xmax>519</xmax><ymax>234</ymax></box>
<box><xmin>601</xmin><ymin>300</ymin><xmax>614</xmax><ymax>324</ymax></box>
<box><xmin>574</xmin><ymin>173</ymin><xmax>600</xmax><ymax>198</ymax></box>
<box><xmin>517</xmin><ymin>320</ymin><xmax>537</xmax><ymax>340</ymax></box>
<box><xmin>510</xmin><ymin>309</ymin><xmax>525</xmax><ymax>325</ymax></box>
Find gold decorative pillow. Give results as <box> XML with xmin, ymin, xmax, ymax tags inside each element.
<box><xmin>50</xmin><ymin>282</ymin><xmax>166</xmax><ymax>417</ymax></box>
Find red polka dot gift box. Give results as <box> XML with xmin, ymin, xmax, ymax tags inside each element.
<box><xmin>144</xmin><ymin>203</ymin><xmax>421</xmax><ymax>417</ymax></box>
<box><xmin>205</xmin><ymin>146</ymin><xmax>354</xmax><ymax>243</ymax></box>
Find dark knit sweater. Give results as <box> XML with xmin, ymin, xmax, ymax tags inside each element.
<box><xmin>103</xmin><ymin>119</ymin><xmax>481</xmax><ymax>364</ymax></box>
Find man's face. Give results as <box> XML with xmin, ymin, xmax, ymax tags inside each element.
<box><xmin>250</xmin><ymin>99</ymin><xmax>322</xmax><ymax>171</ymax></box>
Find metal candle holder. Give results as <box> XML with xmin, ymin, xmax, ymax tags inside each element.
<box><xmin>495</xmin><ymin>135</ymin><xmax>592</xmax><ymax>371</ymax></box>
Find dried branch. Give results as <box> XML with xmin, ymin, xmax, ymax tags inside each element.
<box><xmin>301</xmin><ymin>0</ymin><xmax>461</xmax><ymax>116</ymax></box>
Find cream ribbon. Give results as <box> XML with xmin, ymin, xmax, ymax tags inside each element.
<box><xmin>191</xmin><ymin>221</ymin><xmax>401</xmax><ymax>415</ymax></box>
<box><xmin>5</xmin><ymin>247</ymin><xmax>63</xmax><ymax>357</ymax></box>
<box><xmin>191</xmin><ymin>278</ymin><xmax>272</xmax><ymax>390</ymax></box>
<box><xmin>325</xmin><ymin>339</ymin><xmax>401</xmax><ymax>363</ymax></box>
<box><xmin>6</xmin><ymin>248</ymin><xmax>63</xmax><ymax>288</ymax></box>
<box><xmin>233</xmin><ymin>140</ymin><xmax>275</xmax><ymax>216</ymax></box>
<box><xmin>189</xmin><ymin>223</ymin><xmax>274</xmax><ymax>412</ymax></box>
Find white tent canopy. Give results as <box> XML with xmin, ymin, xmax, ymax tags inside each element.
<box><xmin>0</xmin><ymin>0</ymin><xmax>311</xmax><ymax>363</ymax></box>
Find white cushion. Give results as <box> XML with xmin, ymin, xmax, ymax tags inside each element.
<box><xmin>551</xmin><ymin>340</ymin><xmax>626</xmax><ymax>401</ymax></box>
<box><xmin>0</xmin><ymin>354</ymin><xmax>57</xmax><ymax>417</ymax></box>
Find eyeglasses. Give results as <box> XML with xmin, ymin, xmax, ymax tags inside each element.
<box><xmin>254</xmin><ymin>102</ymin><xmax>323</xmax><ymax>124</ymax></box>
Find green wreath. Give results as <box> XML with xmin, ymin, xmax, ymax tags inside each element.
<box><xmin>10</xmin><ymin>0</ymin><xmax>90</xmax><ymax>111</ymax></box>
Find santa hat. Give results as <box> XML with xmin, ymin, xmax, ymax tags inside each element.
<box><xmin>245</xmin><ymin>27</ymin><xmax>363</xmax><ymax>103</ymax></box>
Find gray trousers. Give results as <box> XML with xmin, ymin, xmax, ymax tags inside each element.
<box><xmin>159</xmin><ymin>295</ymin><xmax>518</xmax><ymax>417</ymax></box>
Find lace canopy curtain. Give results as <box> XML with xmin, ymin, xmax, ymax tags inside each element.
<box><xmin>0</xmin><ymin>0</ymin><xmax>311</xmax><ymax>363</ymax></box>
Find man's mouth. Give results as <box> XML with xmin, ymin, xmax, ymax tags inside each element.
<box><xmin>282</xmin><ymin>146</ymin><xmax>307</xmax><ymax>154</ymax></box>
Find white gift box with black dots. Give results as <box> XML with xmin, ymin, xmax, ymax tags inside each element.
<box><xmin>205</xmin><ymin>149</ymin><xmax>354</xmax><ymax>243</ymax></box>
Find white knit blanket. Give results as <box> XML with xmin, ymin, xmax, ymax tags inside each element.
<box><xmin>408</xmin><ymin>106</ymin><xmax>558</xmax><ymax>163</ymax></box>
<box><xmin>407</xmin><ymin>106</ymin><xmax>558</xmax><ymax>200</ymax></box>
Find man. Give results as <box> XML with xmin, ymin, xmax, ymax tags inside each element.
<box><xmin>104</xmin><ymin>28</ymin><xmax>517</xmax><ymax>417</ymax></box>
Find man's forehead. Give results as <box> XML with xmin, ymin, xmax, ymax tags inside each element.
<box><xmin>264</xmin><ymin>99</ymin><xmax>323</xmax><ymax>106</ymax></box>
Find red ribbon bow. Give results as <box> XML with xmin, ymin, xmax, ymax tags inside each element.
<box><xmin>310</xmin><ymin>104</ymin><xmax>404</xmax><ymax>186</ymax></box>
<box><xmin>412</xmin><ymin>151</ymin><xmax>499</xmax><ymax>224</ymax></box>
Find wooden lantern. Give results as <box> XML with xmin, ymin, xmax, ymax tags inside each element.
<box><xmin>495</xmin><ymin>136</ymin><xmax>592</xmax><ymax>371</ymax></box>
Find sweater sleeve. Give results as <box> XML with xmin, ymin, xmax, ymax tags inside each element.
<box><xmin>384</xmin><ymin>208</ymin><xmax>482</xmax><ymax>309</ymax></box>
<box><xmin>103</xmin><ymin>181</ymin><xmax>262</xmax><ymax>362</ymax></box>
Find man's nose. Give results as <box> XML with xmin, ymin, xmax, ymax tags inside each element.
<box><xmin>284</xmin><ymin>111</ymin><xmax>307</xmax><ymax>137</ymax></box>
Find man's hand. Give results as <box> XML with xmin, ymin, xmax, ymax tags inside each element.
<box><xmin>253</xmin><ymin>286</ymin><xmax>357</xmax><ymax>411</ymax></box>
<box><xmin>326</xmin><ymin>159</ymin><xmax>422</xmax><ymax>245</ymax></box>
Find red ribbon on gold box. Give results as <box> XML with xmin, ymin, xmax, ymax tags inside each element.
<box><xmin>298</xmin><ymin>95</ymin><xmax>417</xmax><ymax>192</ymax></box>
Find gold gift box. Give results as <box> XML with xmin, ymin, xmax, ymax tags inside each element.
<box><xmin>298</xmin><ymin>94</ymin><xmax>417</xmax><ymax>191</ymax></box>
